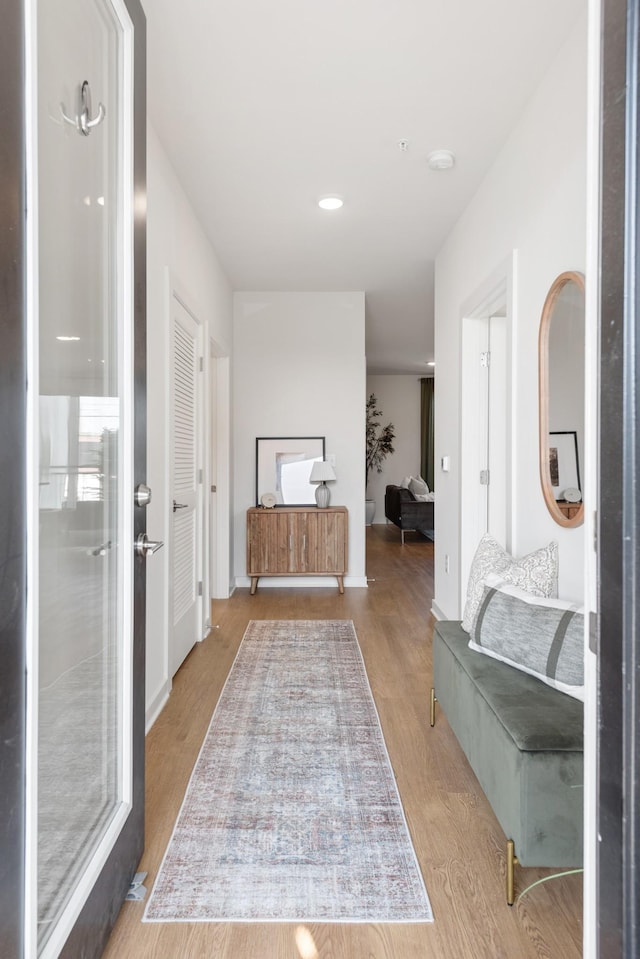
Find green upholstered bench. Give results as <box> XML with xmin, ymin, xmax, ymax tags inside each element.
<box><xmin>430</xmin><ymin>619</ymin><xmax>583</xmax><ymax>904</ymax></box>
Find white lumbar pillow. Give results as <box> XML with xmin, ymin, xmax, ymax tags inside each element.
<box><xmin>468</xmin><ymin>574</ymin><xmax>584</xmax><ymax>700</ymax></box>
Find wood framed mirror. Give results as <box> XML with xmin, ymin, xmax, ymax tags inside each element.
<box><xmin>539</xmin><ymin>271</ymin><xmax>585</xmax><ymax>527</ymax></box>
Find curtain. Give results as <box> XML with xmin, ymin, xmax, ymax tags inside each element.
<box><xmin>420</xmin><ymin>377</ymin><xmax>434</xmax><ymax>491</ymax></box>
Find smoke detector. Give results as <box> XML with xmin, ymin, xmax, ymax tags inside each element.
<box><xmin>427</xmin><ymin>149</ymin><xmax>455</xmax><ymax>171</ymax></box>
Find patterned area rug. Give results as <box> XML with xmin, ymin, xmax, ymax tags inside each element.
<box><xmin>144</xmin><ymin>620</ymin><xmax>433</xmax><ymax>923</ymax></box>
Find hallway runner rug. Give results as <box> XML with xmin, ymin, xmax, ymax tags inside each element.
<box><xmin>144</xmin><ymin>619</ymin><xmax>433</xmax><ymax>923</ymax></box>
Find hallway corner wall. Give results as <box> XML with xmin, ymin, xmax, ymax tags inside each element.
<box><xmin>433</xmin><ymin>13</ymin><xmax>588</xmax><ymax>620</ymax></box>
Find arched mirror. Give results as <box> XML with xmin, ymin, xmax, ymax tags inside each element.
<box><xmin>539</xmin><ymin>271</ymin><xmax>585</xmax><ymax>527</ymax></box>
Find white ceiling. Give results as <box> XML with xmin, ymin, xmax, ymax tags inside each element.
<box><xmin>144</xmin><ymin>0</ymin><xmax>584</xmax><ymax>374</ymax></box>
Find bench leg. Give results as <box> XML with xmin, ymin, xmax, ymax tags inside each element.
<box><xmin>506</xmin><ymin>839</ymin><xmax>519</xmax><ymax>905</ymax></box>
<box><xmin>429</xmin><ymin>687</ymin><xmax>437</xmax><ymax>727</ymax></box>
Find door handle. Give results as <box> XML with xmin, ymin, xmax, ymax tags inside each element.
<box><xmin>135</xmin><ymin>533</ymin><xmax>164</xmax><ymax>557</ymax></box>
<box><xmin>173</xmin><ymin>500</ymin><xmax>188</xmax><ymax>513</ymax></box>
<box><xmin>88</xmin><ymin>540</ymin><xmax>112</xmax><ymax>557</ymax></box>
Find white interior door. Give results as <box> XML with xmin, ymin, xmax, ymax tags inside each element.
<box><xmin>170</xmin><ymin>295</ymin><xmax>203</xmax><ymax>676</ymax></box>
<box><xmin>28</xmin><ymin>0</ymin><xmax>146</xmax><ymax>956</ymax></box>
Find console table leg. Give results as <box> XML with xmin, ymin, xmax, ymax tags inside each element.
<box><xmin>250</xmin><ymin>577</ymin><xmax>258</xmax><ymax>595</ymax></box>
<box><xmin>337</xmin><ymin>576</ymin><xmax>344</xmax><ymax>594</ymax></box>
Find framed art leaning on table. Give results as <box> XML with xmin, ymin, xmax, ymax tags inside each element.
<box><xmin>255</xmin><ymin>436</ymin><xmax>325</xmax><ymax>506</ymax></box>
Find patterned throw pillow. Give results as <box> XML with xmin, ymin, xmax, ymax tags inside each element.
<box><xmin>468</xmin><ymin>575</ymin><xmax>584</xmax><ymax>700</ymax></box>
<box><xmin>461</xmin><ymin>534</ymin><xmax>558</xmax><ymax>633</ymax></box>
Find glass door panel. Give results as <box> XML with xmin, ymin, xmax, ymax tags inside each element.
<box><xmin>36</xmin><ymin>0</ymin><xmax>129</xmax><ymax>952</ymax></box>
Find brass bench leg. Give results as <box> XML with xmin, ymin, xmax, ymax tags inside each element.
<box><xmin>506</xmin><ymin>839</ymin><xmax>519</xmax><ymax>905</ymax></box>
<box><xmin>430</xmin><ymin>688</ymin><xmax>437</xmax><ymax>727</ymax></box>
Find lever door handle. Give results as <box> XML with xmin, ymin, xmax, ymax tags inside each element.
<box><xmin>135</xmin><ymin>533</ymin><xmax>164</xmax><ymax>557</ymax></box>
<box><xmin>89</xmin><ymin>539</ymin><xmax>112</xmax><ymax>556</ymax></box>
<box><xmin>173</xmin><ymin>500</ymin><xmax>188</xmax><ymax>513</ymax></box>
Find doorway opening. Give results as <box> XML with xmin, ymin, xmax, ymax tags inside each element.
<box><xmin>459</xmin><ymin>259</ymin><xmax>513</xmax><ymax>612</ymax></box>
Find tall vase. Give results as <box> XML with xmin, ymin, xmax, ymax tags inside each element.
<box><xmin>365</xmin><ymin>499</ymin><xmax>376</xmax><ymax>526</ymax></box>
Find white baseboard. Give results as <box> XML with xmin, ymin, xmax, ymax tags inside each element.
<box><xmin>145</xmin><ymin>681</ymin><xmax>171</xmax><ymax>734</ymax></box>
<box><xmin>430</xmin><ymin>600</ymin><xmax>448</xmax><ymax>622</ymax></box>
<box><xmin>234</xmin><ymin>575</ymin><xmax>368</xmax><ymax>590</ymax></box>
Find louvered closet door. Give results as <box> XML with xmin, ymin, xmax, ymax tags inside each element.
<box><xmin>171</xmin><ymin>296</ymin><xmax>203</xmax><ymax>677</ymax></box>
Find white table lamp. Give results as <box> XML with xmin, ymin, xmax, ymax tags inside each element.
<box><xmin>309</xmin><ymin>460</ymin><xmax>336</xmax><ymax>508</ymax></box>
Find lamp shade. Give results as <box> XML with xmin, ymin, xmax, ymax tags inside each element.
<box><xmin>309</xmin><ymin>461</ymin><xmax>336</xmax><ymax>483</ymax></box>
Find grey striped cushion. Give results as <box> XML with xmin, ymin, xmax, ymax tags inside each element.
<box><xmin>469</xmin><ymin>576</ymin><xmax>584</xmax><ymax>700</ymax></box>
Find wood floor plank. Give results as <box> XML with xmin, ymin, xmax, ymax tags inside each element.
<box><xmin>102</xmin><ymin>524</ymin><xmax>582</xmax><ymax>959</ymax></box>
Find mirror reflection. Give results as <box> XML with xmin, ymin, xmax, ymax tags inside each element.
<box><xmin>539</xmin><ymin>271</ymin><xmax>585</xmax><ymax>527</ymax></box>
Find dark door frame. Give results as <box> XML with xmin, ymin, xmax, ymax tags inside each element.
<box><xmin>0</xmin><ymin>1</ymin><xmax>147</xmax><ymax>957</ymax></box>
<box><xmin>598</xmin><ymin>0</ymin><xmax>640</xmax><ymax>955</ymax></box>
<box><xmin>0</xmin><ymin>3</ymin><xmax>27</xmax><ymax>958</ymax></box>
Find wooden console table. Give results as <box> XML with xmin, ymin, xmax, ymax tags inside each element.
<box><xmin>246</xmin><ymin>505</ymin><xmax>348</xmax><ymax>594</ymax></box>
<box><xmin>557</xmin><ymin>500</ymin><xmax>582</xmax><ymax>520</ymax></box>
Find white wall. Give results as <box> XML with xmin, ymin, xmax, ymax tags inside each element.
<box><xmin>365</xmin><ymin>374</ymin><xmax>423</xmax><ymax>524</ymax></box>
<box><xmin>434</xmin><ymin>15</ymin><xmax>587</xmax><ymax>619</ymax></box>
<box><xmin>233</xmin><ymin>292</ymin><xmax>367</xmax><ymax>587</ymax></box>
<box><xmin>145</xmin><ymin>123</ymin><xmax>234</xmax><ymax>728</ymax></box>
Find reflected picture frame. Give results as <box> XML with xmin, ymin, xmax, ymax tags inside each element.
<box><xmin>256</xmin><ymin>436</ymin><xmax>326</xmax><ymax>506</ymax></box>
<box><xmin>548</xmin><ymin>430</ymin><xmax>581</xmax><ymax>500</ymax></box>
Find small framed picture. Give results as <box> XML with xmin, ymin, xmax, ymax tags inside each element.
<box><xmin>548</xmin><ymin>431</ymin><xmax>581</xmax><ymax>500</ymax></box>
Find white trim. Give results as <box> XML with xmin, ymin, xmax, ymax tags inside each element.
<box><xmin>458</xmin><ymin>254</ymin><xmax>515</xmax><ymax>617</ymax></box>
<box><xmin>430</xmin><ymin>601</ymin><xmax>447</xmax><ymax>622</ymax></box>
<box><xmin>210</xmin><ymin>353</ymin><xmax>232</xmax><ymax>600</ymax></box>
<box><xmin>119</xmin><ymin>0</ymin><xmax>135</xmax><ymax>815</ymax></box>
<box><xmin>234</xmin><ymin>575</ymin><xmax>368</xmax><ymax>590</ymax></box>
<box><xmin>145</xmin><ymin>682</ymin><xmax>172</xmax><ymax>734</ymax></box>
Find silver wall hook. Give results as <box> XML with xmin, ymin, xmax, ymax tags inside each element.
<box><xmin>60</xmin><ymin>80</ymin><xmax>106</xmax><ymax>136</ymax></box>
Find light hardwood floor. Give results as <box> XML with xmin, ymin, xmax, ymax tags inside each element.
<box><xmin>103</xmin><ymin>525</ymin><xmax>582</xmax><ymax>959</ymax></box>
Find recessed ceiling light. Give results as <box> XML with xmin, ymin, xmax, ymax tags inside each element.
<box><xmin>427</xmin><ymin>150</ymin><xmax>455</xmax><ymax>171</ymax></box>
<box><xmin>427</xmin><ymin>361</ymin><xmax>435</xmax><ymax>367</ymax></box>
<box><xmin>318</xmin><ymin>195</ymin><xmax>343</xmax><ymax>211</ymax></box>
<box><xmin>56</xmin><ymin>335</ymin><xmax>80</xmax><ymax>342</ymax></box>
